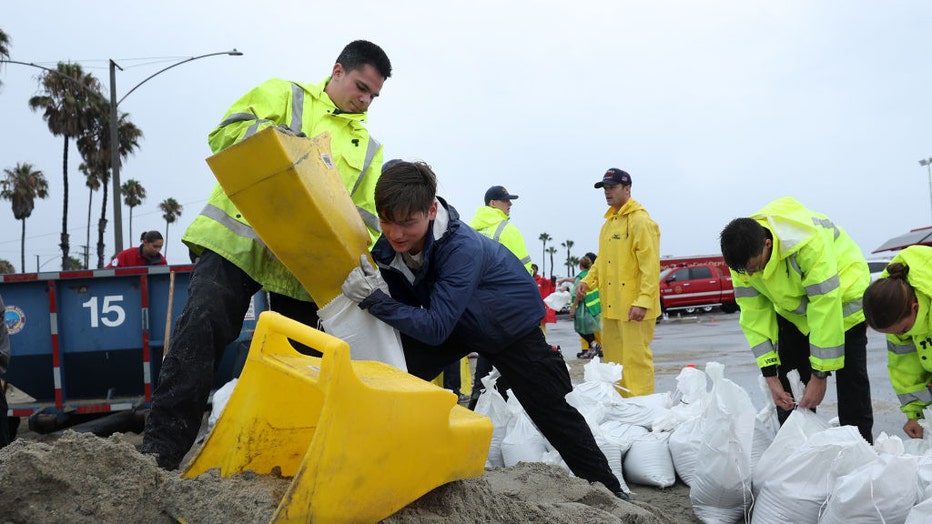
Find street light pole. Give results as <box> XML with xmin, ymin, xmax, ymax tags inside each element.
<box><xmin>108</xmin><ymin>49</ymin><xmax>243</xmax><ymax>252</ymax></box>
<box><xmin>919</xmin><ymin>158</ymin><xmax>932</xmax><ymax>224</ymax></box>
<box><xmin>0</xmin><ymin>51</ymin><xmax>243</xmax><ymax>254</ymax></box>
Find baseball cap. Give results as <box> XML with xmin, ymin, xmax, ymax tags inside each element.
<box><xmin>484</xmin><ymin>185</ymin><xmax>519</xmax><ymax>205</ymax></box>
<box><xmin>594</xmin><ymin>168</ymin><xmax>632</xmax><ymax>188</ymax></box>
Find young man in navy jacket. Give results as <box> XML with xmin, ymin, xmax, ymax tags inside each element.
<box><xmin>341</xmin><ymin>160</ymin><xmax>624</xmax><ymax>498</ymax></box>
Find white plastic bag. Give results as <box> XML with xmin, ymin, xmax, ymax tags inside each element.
<box><xmin>207</xmin><ymin>378</ymin><xmax>238</xmax><ymax>432</ymax></box>
<box><xmin>543</xmin><ymin>290</ymin><xmax>571</xmax><ymax>311</ymax></box>
<box><xmin>623</xmin><ymin>431</ymin><xmax>676</xmax><ymax>488</ymax></box>
<box><xmin>501</xmin><ymin>395</ymin><xmax>549</xmax><ymax>467</ymax></box>
<box><xmin>689</xmin><ymin>362</ymin><xmax>756</xmax><ymax>524</ymax></box>
<box><xmin>751</xmin><ymin>425</ymin><xmax>877</xmax><ymax>524</ymax></box>
<box><xmin>475</xmin><ymin>371</ymin><xmax>512</xmax><ymax>468</ymax></box>
<box><xmin>318</xmin><ymin>293</ymin><xmax>407</xmax><ymax>370</ymax></box>
<box><xmin>820</xmin><ymin>453</ymin><xmax>920</xmax><ymax>524</ymax></box>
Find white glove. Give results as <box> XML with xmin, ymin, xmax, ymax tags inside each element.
<box><xmin>341</xmin><ymin>255</ymin><xmax>389</xmax><ymax>302</ymax></box>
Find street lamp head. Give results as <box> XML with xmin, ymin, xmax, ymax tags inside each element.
<box><xmin>228</xmin><ymin>49</ymin><xmax>244</xmax><ymax>56</ymax></box>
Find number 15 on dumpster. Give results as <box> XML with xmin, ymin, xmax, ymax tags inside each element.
<box><xmin>82</xmin><ymin>295</ymin><xmax>126</xmax><ymax>328</ymax></box>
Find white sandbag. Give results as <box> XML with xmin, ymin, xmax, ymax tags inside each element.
<box><xmin>753</xmin><ymin>407</ymin><xmax>831</xmax><ymax>494</ymax></box>
<box><xmin>501</xmin><ymin>409</ymin><xmax>549</xmax><ymax>467</ymax></box>
<box><xmin>690</xmin><ymin>362</ymin><xmax>756</xmax><ymax>524</ymax></box>
<box><xmin>653</xmin><ymin>365</ymin><xmax>709</xmax><ymax>432</ymax></box>
<box><xmin>751</xmin><ymin>375</ymin><xmax>780</xmax><ymax>471</ymax></box>
<box><xmin>623</xmin><ymin>431</ymin><xmax>676</xmax><ymax>488</ymax></box>
<box><xmin>594</xmin><ymin>431</ymin><xmax>631</xmax><ymax>495</ymax></box>
<box><xmin>539</xmin><ymin>449</ymin><xmax>571</xmax><ymax>475</ymax></box>
<box><xmin>605</xmin><ymin>393</ymin><xmax>672</xmax><ymax>431</ymax></box>
<box><xmin>906</xmin><ymin>485</ymin><xmax>932</xmax><ymax>524</ymax></box>
<box><xmin>207</xmin><ymin>378</ymin><xmax>238</xmax><ymax>432</ymax></box>
<box><xmin>820</xmin><ymin>453</ymin><xmax>920</xmax><ymax>524</ymax></box>
<box><xmin>599</xmin><ymin>420</ymin><xmax>649</xmax><ymax>455</ymax></box>
<box><xmin>475</xmin><ymin>371</ymin><xmax>512</xmax><ymax>468</ymax></box>
<box><xmin>667</xmin><ymin>415</ymin><xmax>701</xmax><ymax>487</ymax></box>
<box><xmin>318</xmin><ymin>293</ymin><xmax>407</xmax><ymax>370</ymax></box>
<box><xmin>543</xmin><ymin>289</ymin><xmax>572</xmax><ymax>311</ymax></box>
<box><xmin>751</xmin><ymin>425</ymin><xmax>878</xmax><ymax>524</ymax></box>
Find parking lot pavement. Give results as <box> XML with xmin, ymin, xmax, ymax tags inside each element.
<box><xmin>546</xmin><ymin>312</ymin><xmax>908</xmax><ymax>442</ymax></box>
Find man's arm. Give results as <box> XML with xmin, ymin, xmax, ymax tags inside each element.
<box><xmin>631</xmin><ymin>214</ymin><xmax>660</xmax><ymax>312</ymax></box>
<box><xmin>207</xmin><ymin>78</ymin><xmax>292</xmax><ymax>154</ymax></box>
<box><xmin>794</xmin><ymin>237</ymin><xmax>846</xmax><ymax>372</ymax></box>
<box><xmin>362</xmin><ymin>242</ymin><xmax>483</xmax><ymax>346</ymax></box>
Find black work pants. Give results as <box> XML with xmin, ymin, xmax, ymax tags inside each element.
<box><xmin>142</xmin><ymin>250</ymin><xmax>319</xmax><ymax>469</ymax></box>
<box><xmin>402</xmin><ymin>326</ymin><xmax>622</xmax><ymax>494</ymax></box>
<box><xmin>775</xmin><ymin>315</ymin><xmax>874</xmax><ymax>443</ymax></box>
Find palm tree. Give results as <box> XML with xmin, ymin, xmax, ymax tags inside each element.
<box><xmin>561</xmin><ymin>240</ymin><xmax>574</xmax><ymax>277</ymax></box>
<box><xmin>0</xmin><ymin>259</ymin><xmax>14</xmax><ymax>274</ymax></box>
<box><xmin>1</xmin><ymin>163</ymin><xmax>50</xmax><ymax>272</ymax></box>
<box><xmin>538</xmin><ymin>232</ymin><xmax>552</xmax><ymax>276</ymax></box>
<box><xmin>0</xmin><ymin>29</ymin><xmax>11</xmax><ymax>91</ymax></box>
<box><xmin>28</xmin><ymin>62</ymin><xmax>102</xmax><ymax>270</ymax></box>
<box><xmin>80</xmin><ymin>163</ymin><xmax>101</xmax><ymax>269</ymax></box>
<box><xmin>159</xmin><ymin>197</ymin><xmax>183</xmax><ymax>259</ymax></box>
<box><xmin>77</xmin><ymin>108</ymin><xmax>143</xmax><ymax>268</ymax></box>
<box><xmin>567</xmin><ymin>255</ymin><xmax>580</xmax><ymax>277</ymax></box>
<box><xmin>121</xmin><ymin>179</ymin><xmax>146</xmax><ymax>244</ymax></box>
<box><xmin>546</xmin><ymin>246</ymin><xmax>558</xmax><ymax>279</ymax></box>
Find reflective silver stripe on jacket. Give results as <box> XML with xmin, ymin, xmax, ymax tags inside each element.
<box><xmin>492</xmin><ymin>221</ymin><xmax>509</xmax><ymax>242</ymax></box>
<box><xmin>734</xmin><ymin>286</ymin><xmax>760</xmax><ymax>299</ymax></box>
<box><xmin>812</xmin><ymin>217</ymin><xmax>840</xmax><ymax>239</ymax></box>
<box><xmin>810</xmin><ymin>342</ymin><xmax>844</xmax><ymax>362</ymax></box>
<box><xmin>843</xmin><ymin>299</ymin><xmax>862</xmax><ymax>317</ymax></box>
<box><xmin>200</xmin><ymin>204</ymin><xmax>270</xmax><ymax>252</ymax></box>
<box><xmin>899</xmin><ymin>388</ymin><xmax>932</xmax><ymax>407</ymax></box>
<box><xmin>751</xmin><ymin>339</ymin><xmax>774</xmax><ymax>359</ymax></box>
<box><xmin>219</xmin><ymin>112</ymin><xmax>271</xmax><ymax>140</ymax></box>
<box><xmin>806</xmin><ymin>275</ymin><xmax>840</xmax><ymax>297</ymax></box>
<box><xmin>888</xmin><ymin>339</ymin><xmax>917</xmax><ymax>355</ymax></box>
<box><xmin>289</xmin><ymin>83</ymin><xmax>304</xmax><ymax>132</ymax></box>
<box><xmin>519</xmin><ymin>255</ymin><xmax>532</xmax><ymax>265</ymax></box>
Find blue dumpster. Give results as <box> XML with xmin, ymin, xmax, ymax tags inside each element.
<box><xmin>1</xmin><ymin>264</ymin><xmax>267</xmax><ymax>419</ymax></box>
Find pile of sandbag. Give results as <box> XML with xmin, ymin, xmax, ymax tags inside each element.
<box><xmin>473</xmin><ymin>358</ymin><xmax>932</xmax><ymax>523</ymax></box>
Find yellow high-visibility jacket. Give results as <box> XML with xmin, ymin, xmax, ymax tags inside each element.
<box><xmin>732</xmin><ymin>197</ymin><xmax>869</xmax><ymax>373</ymax></box>
<box><xmin>879</xmin><ymin>245</ymin><xmax>932</xmax><ymax>419</ymax></box>
<box><xmin>468</xmin><ymin>206</ymin><xmax>532</xmax><ymax>273</ymax></box>
<box><xmin>581</xmin><ymin>198</ymin><xmax>660</xmax><ymax>321</ymax></box>
<box><xmin>183</xmin><ymin>77</ymin><xmax>384</xmax><ymax>301</ymax></box>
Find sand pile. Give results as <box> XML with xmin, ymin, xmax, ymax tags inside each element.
<box><xmin>0</xmin><ymin>431</ymin><xmax>695</xmax><ymax>523</ymax></box>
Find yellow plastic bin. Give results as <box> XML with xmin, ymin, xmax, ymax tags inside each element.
<box><xmin>184</xmin><ymin>311</ymin><xmax>493</xmax><ymax>523</ymax></box>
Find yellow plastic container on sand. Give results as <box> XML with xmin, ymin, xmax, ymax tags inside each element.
<box><xmin>205</xmin><ymin>127</ymin><xmax>371</xmax><ymax>306</ymax></box>
<box><xmin>184</xmin><ymin>312</ymin><xmax>493</xmax><ymax>523</ymax></box>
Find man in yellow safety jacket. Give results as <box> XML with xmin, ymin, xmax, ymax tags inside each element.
<box><xmin>577</xmin><ymin>168</ymin><xmax>660</xmax><ymax>397</ymax></box>
<box><xmin>719</xmin><ymin>196</ymin><xmax>873</xmax><ymax>443</ymax></box>
<box><xmin>142</xmin><ymin>40</ymin><xmax>393</xmax><ymax>470</ymax></box>
<box><xmin>469</xmin><ymin>185</ymin><xmax>533</xmax><ymax>272</ymax></box>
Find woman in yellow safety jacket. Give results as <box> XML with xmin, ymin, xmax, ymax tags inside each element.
<box><xmin>863</xmin><ymin>245</ymin><xmax>932</xmax><ymax>438</ymax></box>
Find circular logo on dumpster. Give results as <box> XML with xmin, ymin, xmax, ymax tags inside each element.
<box><xmin>5</xmin><ymin>305</ymin><xmax>25</xmax><ymax>335</ymax></box>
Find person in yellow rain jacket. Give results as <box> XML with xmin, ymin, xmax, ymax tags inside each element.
<box><xmin>863</xmin><ymin>245</ymin><xmax>932</xmax><ymax>439</ymax></box>
<box><xmin>577</xmin><ymin>168</ymin><xmax>660</xmax><ymax>397</ymax></box>
<box><xmin>142</xmin><ymin>40</ymin><xmax>393</xmax><ymax>470</ymax></box>
<box><xmin>719</xmin><ymin>196</ymin><xmax>873</xmax><ymax>443</ymax></box>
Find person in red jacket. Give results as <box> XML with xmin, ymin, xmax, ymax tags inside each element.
<box><xmin>106</xmin><ymin>231</ymin><xmax>168</xmax><ymax>268</ymax></box>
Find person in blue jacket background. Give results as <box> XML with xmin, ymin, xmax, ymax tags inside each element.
<box><xmin>341</xmin><ymin>160</ymin><xmax>625</xmax><ymax>498</ymax></box>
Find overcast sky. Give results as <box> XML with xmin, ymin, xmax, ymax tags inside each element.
<box><xmin>2</xmin><ymin>1</ymin><xmax>931</xmax><ymax>275</ymax></box>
